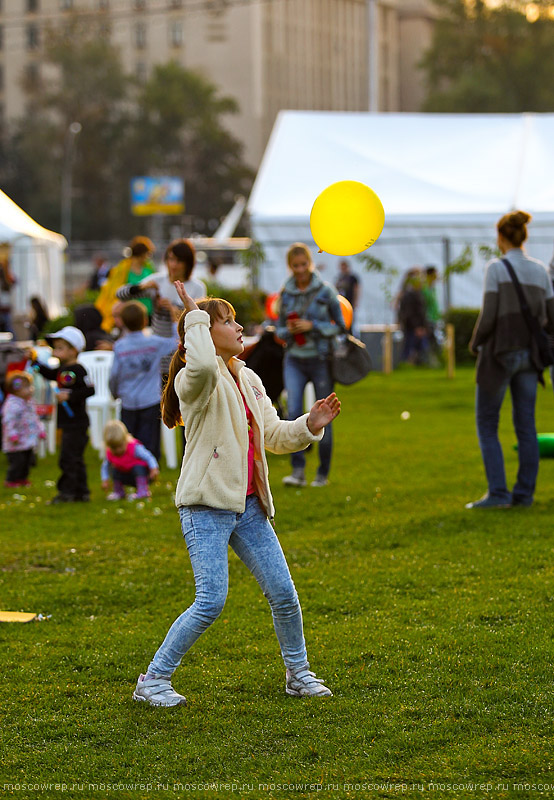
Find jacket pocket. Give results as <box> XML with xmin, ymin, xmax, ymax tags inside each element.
<box><xmin>198</xmin><ymin>446</ymin><xmax>219</xmax><ymax>484</ymax></box>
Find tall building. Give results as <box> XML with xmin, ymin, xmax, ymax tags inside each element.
<box><xmin>0</xmin><ymin>0</ymin><xmax>436</xmax><ymax>167</ymax></box>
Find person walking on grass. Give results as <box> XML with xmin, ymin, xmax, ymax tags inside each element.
<box><xmin>276</xmin><ymin>243</ymin><xmax>345</xmax><ymax>489</ymax></box>
<box><xmin>133</xmin><ymin>281</ymin><xmax>340</xmax><ymax>707</ymax></box>
<box><xmin>466</xmin><ymin>210</ymin><xmax>554</xmax><ymax>510</ymax></box>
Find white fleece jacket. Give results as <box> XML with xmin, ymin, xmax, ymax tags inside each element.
<box><xmin>174</xmin><ymin>309</ymin><xmax>323</xmax><ymax>518</ymax></box>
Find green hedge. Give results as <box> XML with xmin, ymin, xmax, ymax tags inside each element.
<box><xmin>444</xmin><ymin>307</ymin><xmax>480</xmax><ymax>365</ymax></box>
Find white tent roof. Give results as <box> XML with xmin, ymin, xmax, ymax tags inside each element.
<box><xmin>0</xmin><ymin>190</ymin><xmax>67</xmax><ymax>320</ymax></box>
<box><xmin>249</xmin><ymin>111</ymin><xmax>554</xmax><ymax>221</ymax></box>
<box><xmin>0</xmin><ymin>190</ymin><xmax>66</xmax><ymax>246</ymax></box>
<box><xmin>248</xmin><ymin>112</ymin><xmax>554</xmax><ymax>322</ymax></box>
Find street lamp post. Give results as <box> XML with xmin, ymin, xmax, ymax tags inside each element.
<box><xmin>60</xmin><ymin>121</ymin><xmax>82</xmax><ymax>242</ymax></box>
<box><xmin>367</xmin><ymin>0</ymin><xmax>379</xmax><ymax>112</ymax></box>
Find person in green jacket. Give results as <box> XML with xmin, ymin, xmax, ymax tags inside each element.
<box><xmin>422</xmin><ymin>266</ymin><xmax>441</xmax><ymax>361</ymax></box>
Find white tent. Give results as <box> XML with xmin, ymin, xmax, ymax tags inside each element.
<box><xmin>0</xmin><ymin>189</ymin><xmax>66</xmax><ymax>320</ymax></box>
<box><xmin>247</xmin><ymin>111</ymin><xmax>554</xmax><ymax>324</ymax></box>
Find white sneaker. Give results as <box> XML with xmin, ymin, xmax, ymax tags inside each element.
<box><xmin>282</xmin><ymin>470</ymin><xmax>307</xmax><ymax>487</ymax></box>
<box><xmin>107</xmin><ymin>491</ymin><xmax>125</xmax><ymax>501</ymax></box>
<box><xmin>132</xmin><ymin>673</ymin><xmax>187</xmax><ymax>707</ymax></box>
<box><xmin>286</xmin><ymin>665</ymin><xmax>333</xmax><ymax>697</ymax></box>
<box><xmin>311</xmin><ymin>475</ymin><xmax>328</xmax><ymax>487</ymax></box>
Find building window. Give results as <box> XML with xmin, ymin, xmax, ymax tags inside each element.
<box><xmin>169</xmin><ymin>20</ymin><xmax>183</xmax><ymax>47</ymax></box>
<box><xmin>135</xmin><ymin>61</ymin><xmax>147</xmax><ymax>82</ymax></box>
<box><xmin>24</xmin><ymin>62</ymin><xmax>40</xmax><ymax>88</ymax></box>
<box><xmin>27</xmin><ymin>0</ymin><xmax>39</xmax><ymax>12</ymax></box>
<box><xmin>134</xmin><ymin>22</ymin><xmax>146</xmax><ymax>49</ymax></box>
<box><xmin>26</xmin><ymin>23</ymin><xmax>40</xmax><ymax>50</ymax></box>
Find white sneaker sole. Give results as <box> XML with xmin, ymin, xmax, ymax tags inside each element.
<box><xmin>132</xmin><ymin>691</ymin><xmax>187</xmax><ymax>707</ymax></box>
<box><xmin>285</xmin><ymin>687</ymin><xmax>333</xmax><ymax>698</ymax></box>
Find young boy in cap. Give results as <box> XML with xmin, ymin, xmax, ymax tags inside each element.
<box><xmin>32</xmin><ymin>326</ymin><xmax>95</xmax><ymax>503</ymax></box>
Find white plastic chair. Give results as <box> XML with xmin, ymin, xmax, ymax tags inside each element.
<box><xmin>161</xmin><ymin>420</ymin><xmax>179</xmax><ymax>469</ymax></box>
<box><xmin>304</xmin><ymin>382</ymin><xmax>316</xmax><ymax>412</ymax></box>
<box><xmin>77</xmin><ymin>351</ymin><xmax>121</xmax><ymax>456</ymax></box>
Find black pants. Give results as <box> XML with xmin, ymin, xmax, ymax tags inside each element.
<box><xmin>121</xmin><ymin>404</ymin><xmax>161</xmax><ymax>461</ymax></box>
<box><xmin>58</xmin><ymin>426</ymin><xmax>89</xmax><ymax>499</ymax></box>
<box><xmin>6</xmin><ymin>449</ymin><xmax>34</xmax><ymax>483</ymax></box>
<box><xmin>112</xmin><ymin>464</ymin><xmax>149</xmax><ymax>487</ymax></box>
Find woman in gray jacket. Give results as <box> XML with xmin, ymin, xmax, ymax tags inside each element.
<box><xmin>467</xmin><ymin>211</ymin><xmax>554</xmax><ymax>510</ymax></box>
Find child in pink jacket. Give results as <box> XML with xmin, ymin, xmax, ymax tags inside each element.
<box><xmin>2</xmin><ymin>371</ymin><xmax>45</xmax><ymax>487</ymax></box>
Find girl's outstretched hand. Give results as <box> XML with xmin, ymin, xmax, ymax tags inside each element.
<box><xmin>307</xmin><ymin>393</ymin><xmax>341</xmax><ymax>435</ymax></box>
<box><xmin>174</xmin><ymin>281</ymin><xmax>199</xmax><ymax>313</ymax></box>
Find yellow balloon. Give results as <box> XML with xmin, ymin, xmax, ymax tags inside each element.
<box><xmin>310</xmin><ymin>180</ymin><xmax>385</xmax><ymax>256</ymax></box>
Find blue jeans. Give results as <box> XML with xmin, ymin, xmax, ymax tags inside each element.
<box><xmin>283</xmin><ymin>354</ymin><xmax>334</xmax><ymax>477</ymax></box>
<box><xmin>476</xmin><ymin>349</ymin><xmax>539</xmax><ymax>504</ymax></box>
<box><xmin>401</xmin><ymin>329</ymin><xmax>429</xmax><ymax>364</ymax></box>
<box><xmin>147</xmin><ymin>495</ymin><xmax>308</xmax><ymax>677</ymax></box>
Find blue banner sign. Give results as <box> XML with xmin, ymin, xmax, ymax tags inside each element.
<box><xmin>131</xmin><ymin>176</ymin><xmax>185</xmax><ymax>215</ymax></box>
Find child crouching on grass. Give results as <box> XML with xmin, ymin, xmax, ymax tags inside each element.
<box><xmin>133</xmin><ymin>282</ymin><xmax>340</xmax><ymax>708</ymax></box>
<box><xmin>101</xmin><ymin>420</ymin><xmax>159</xmax><ymax>501</ymax></box>
<box><xmin>1</xmin><ymin>371</ymin><xmax>45</xmax><ymax>488</ymax></box>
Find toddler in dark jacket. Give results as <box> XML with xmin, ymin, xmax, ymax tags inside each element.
<box><xmin>33</xmin><ymin>326</ymin><xmax>95</xmax><ymax>503</ymax></box>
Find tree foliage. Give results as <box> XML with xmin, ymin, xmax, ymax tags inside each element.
<box><xmin>0</xmin><ymin>19</ymin><xmax>253</xmax><ymax>241</ymax></box>
<box><xmin>421</xmin><ymin>0</ymin><xmax>554</xmax><ymax>112</ymax></box>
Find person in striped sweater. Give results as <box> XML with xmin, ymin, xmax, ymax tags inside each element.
<box><xmin>466</xmin><ymin>210</ymin><xmax>554</xmax><ymax>510</ymax></box>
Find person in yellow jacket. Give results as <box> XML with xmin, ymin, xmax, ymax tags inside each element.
<box><xmin>95</xmin><ymin>236</ymin><xmax>155</xmax><ymax>332</ymax></box>
<box><xmin>132</xmin><ymin>281</ymin><xmax>341</xmax><ymax>707</ymax></box>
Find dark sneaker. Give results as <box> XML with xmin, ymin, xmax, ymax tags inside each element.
<box><xmin>512</xmin><ymin>496</ymin><xmax>533</xmax><ymax>507</ymax></box>
<box><xmin>465</xmin><ymin>494</ymin><xmax>511</xmax><ymax>509</ymax></box>
<box><xmin>47</xmin><ymin>494</ymin><xmax>76</xmax><ymax>505</ymax></box>
<box><xmin>132</xmin><ymin>674</ymin><xmax>187</xmax><ymax>707</ymax></box>
<box><xmin>286</xmin><ymin>665</ymin><xmax>333</xmax><ymax>697</ymax></box>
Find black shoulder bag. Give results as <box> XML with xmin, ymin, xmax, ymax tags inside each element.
<box><xmin>501</xmin><ymin>257</ymin><xmax>554</xmax><ymax>369</ymax></box>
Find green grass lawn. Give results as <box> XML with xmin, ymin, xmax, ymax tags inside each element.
<box><xmin>2</xmin><ymin>366</ymin><xmax>554</xmax><ymax>800</ymax></box>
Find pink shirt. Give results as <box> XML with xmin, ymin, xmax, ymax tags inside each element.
<box><xmin>233</xmin><ymin>377</ymin><xmax>255</xmax><ymax>496</ymax></box>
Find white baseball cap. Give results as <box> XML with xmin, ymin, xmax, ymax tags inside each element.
<box><xmin>47</xmin><ymin>326</ymin><xmax>86</xmax><ymax>353</ymax></box>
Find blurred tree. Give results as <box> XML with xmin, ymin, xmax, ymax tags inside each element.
<box><xmin>1</xmin><ymin>19</ymin><xmax>131</xmax><ymax>239</ymax></box>
<box><xmin>0</xmin><ymin>24</ymin><xmax>253</xmax><ymax>241</ymax></box>
<box><xmin>421</xmin><ymin>0</ymin><xmax>554</xmax><ymax>112</ymax></box>
<box><xmin>124</xmin><ymin>61</ymin><xmax>253</xmax><ymax>234</ymax></box>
